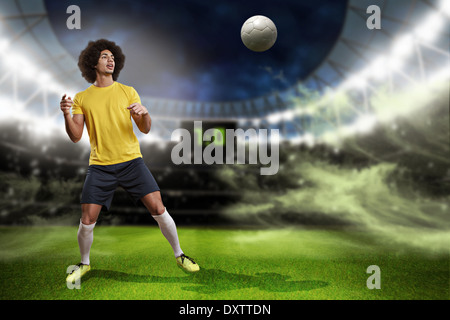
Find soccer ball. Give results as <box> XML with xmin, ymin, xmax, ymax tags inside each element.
<box><xmin>241</xmin><ymin>15</ymin><xmax>277</xmax><ymax>52</ymax></box>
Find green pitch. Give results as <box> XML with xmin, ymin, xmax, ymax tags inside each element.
<box><xmin>0</xmin><ymin>226</ymin><xmax>448</xmax><ymax>300</ymax></box>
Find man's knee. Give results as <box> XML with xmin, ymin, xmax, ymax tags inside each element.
<box><xmin>148</xmin><ymin>201</ymin><xmax>165</xmax><ymax>215</ymax></box>
<box><xmin>81</xmin><ymin>216</ymin><xmax>97</xmax><ymax>225</ymax></box>
<box><xmin>81</xmin><ymin>204</ymin><xmax>101</xmax><ymax>225</ymax></box>
<box><xmin>141</xmin><ymin>192</ymin><xmax>165</xmax><ymax>215</ymax></box>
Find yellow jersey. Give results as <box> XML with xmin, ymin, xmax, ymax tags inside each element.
<box><xmin>72</xmin><ymin>82</ymin><xmax>143</xmax><ymax>165</ymax></box>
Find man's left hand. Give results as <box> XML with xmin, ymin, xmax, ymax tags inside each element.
<box><xmin>127</xmin><ymin>103</ymin><xmax>148</xmax><ymax>116</ymax></box>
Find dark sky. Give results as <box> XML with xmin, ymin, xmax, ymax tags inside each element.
<box><xmin>45</xmin><ymin>0</ymin><xmax>347</xmax><ymax>101</ymax></box>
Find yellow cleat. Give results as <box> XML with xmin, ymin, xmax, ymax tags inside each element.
<box><xmin>176</xmin><ymin>254</ymin><xmax>200</xmax><ymax>273</ymax></box>
<box><xmin>66</xmin><ymin>263</ymin><xmax>91</xmax><ymax>283</ymax></box>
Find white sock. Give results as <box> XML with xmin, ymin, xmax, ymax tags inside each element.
<box><xmin>152</xmin><ymin>208</ymin><xmax>184</xmax><ymax>258</ymax></box>
<box><xmin>77</xmin><ymin>220</ymin><xmax>96</xmax><ymax>265</ymax></box>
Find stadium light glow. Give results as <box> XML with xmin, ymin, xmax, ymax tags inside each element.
<box><xmin>386</xmin><ymin>55</ymin><xmax>405</xmax><ymax>71</ymax></box>
<box><xmin>0</xmin><ymin>36</ymin><xmax>78</xmax><ymax>98</ymax></box>
<box><xmin>282</xmin><ymin>110</ymin><xmax>295</xmax><ymax>121</ymax></box>
<box><xmin>252</xmin><ymin>118</ymin><xmax>261</xmax><ymax>126</ymax></box>
<box><xmin>140</xmin><ymin>132</ymin><xmax>164</xmax><ymax>144</ymax></box>
<box><xmin>281</xmin><ymin>1</ymin><xmax>449</xmax><ymax>147</ymax></box>
<box><xmin>341</xmin><ymin>73</ymin><xmax>367</xmax><ymax>90</ymax></box>
<box><xmin>33</xmin><ymin>118</ymin><xmax>57</xmax><ymax>137</ymax></box>
<box><xmin>0</xmin><ymin>39</ymin><xmax>9</xmax><ymax>51</ymax></box>
<box><xmin>335</xmin><ymin>4</ymin><xmax>446</xmax><ymax>94</ymax></box>
<box><xmin>0</xmin><ymin>1</ymin><xmax>448</xmax><ymax>148</ymax></box>
<box><xmin>267</xmin><ymin>113</ymin><xmax>282</xmax><ymax>124</ymax></box>
<box><xmin>19</xmin><ymin>64</ymin><xmax>39</xmax><ymax>81</ymax></box>
<box><xmin>353</xmin><ymin>114</ymin><xmax>377</xmax><ymax>134</ymax></box>
<box><xmin>430</xmin><ymin>64</ymin><xmax>450</xmax><ymax>82</ymax></box>
<box><xmin>441</xmin><ymin>0</ymin><xmax>450</xmax><ymax>16</ymax></box>
<box><xmin>414</xmin><ymin>12</ymin><xmax>444</xmax><ymax>43</ymax></box>
<box><xmin>367</xmin><ymin>56</ymin><xmax>388</xmax><ymax>80</ymax></box>
<box><xmin>37</xmin><ymin>72</ymin><xmax>51</xmax><ymax>84</ymax></box>
<box><xmin>392</xmin><ymin>35</ymin><xmax>414</xmax><ymax>58</ymax></box>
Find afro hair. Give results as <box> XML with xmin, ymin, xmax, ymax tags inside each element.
<box><xmin>78</xmin><ymin>39</ymin><xmax>125</xmax><ymax>83</ymax></box>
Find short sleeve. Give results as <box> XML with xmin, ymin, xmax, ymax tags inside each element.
<box><xmin>129</xmin><ymin>87</ymin><xmax>141</xmax><ymax>105</ymax></box>
<box><xmin>72</xmin><ymin>93</ymin><xmax>84</xmax><ymax>115</ymax></box>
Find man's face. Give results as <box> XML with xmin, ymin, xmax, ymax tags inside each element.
<box><xmin>95</xmin><ymin>49</ymin><xmax>115</xmax><ymax>75</ymax></box>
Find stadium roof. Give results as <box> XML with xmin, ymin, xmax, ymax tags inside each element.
<box><xmin>0</xmin><ymin>0</ymin><xmax>448</xmax><ymax>142</ymax></box>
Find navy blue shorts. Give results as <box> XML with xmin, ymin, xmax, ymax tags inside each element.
<box><xmin>81</xmin><ymin>157</ymin><xmax>160</xmax><ymax>211</ymax></box>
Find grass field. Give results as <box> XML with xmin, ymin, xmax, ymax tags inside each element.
<box><xmin>0</xmin><ymin>226</ymin><xmax>448</xmax><ymax>300</ymax></box>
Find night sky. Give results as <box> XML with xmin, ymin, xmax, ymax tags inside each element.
<box><xmin>45</xmin><ymin>0</ymin><xmax>347</xmax><ymax>101</ymax></box>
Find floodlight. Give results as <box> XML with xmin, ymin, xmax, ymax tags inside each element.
<box><xmin>267</xmin><ymin>112</ymin><xmax>282</xmax><ymax>124</ymax></box>
<box><xmin>0</xmin><ymin>38</ymin><xmax>10</xmax><ymax>52</ymax></box>
<box><xmin>37</xmin><ymin>72</ymin><xmax>51</xmax><ymax>84</ymax></box>
<box><xmin>367</xmin><ymin>56</ymin><xmax>388</xmax><ymax>80</ymax></box>
<box><xmin>252</xmin><ymin>118</ymin><xmax>261</xmax><ymax>126</ymax></box>
<box><xmin>414</xmin><ymin>13</ymin><xmax>444</xmax><ymax>43</ymax></box>
<box><xmin>282</xmin><ymin>110</ymin><xmax>295</xmax><ymax>121</ymax></box>
<box><xmin>386</xmin><ymin>55</ymin><xmax>404</xmax><ymax>71</ymax></box>
<box><xmin>392</xmin><ymin>35</ymin><xmax>414</xmax><ymax>58</ymax></box>
<box><xmin>342</xmin><ymin>73</ymin><xmax>367</xmax><ymax>90</ymax></box>
<box><xmin>354</xmin><ymin>114</ymin><xmax>377</xmax><ymax>133</ymax></box>
<box><xmin>440</xmin><ymin>0</ymin><xmax>450</xmax><ymax>16</ymax></box>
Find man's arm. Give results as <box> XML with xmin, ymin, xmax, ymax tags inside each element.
<box><xmin>60</xmin><ymin>94</ymin><xmax>84</xmax><ymax>143</ymax></box>
<box><xmin>128</xmin><ymin>103</ymin><xmax>151</xmax><ymax>134</ymax></box>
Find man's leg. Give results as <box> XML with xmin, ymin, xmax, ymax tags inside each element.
<box><xmin>141</xmin><ymin>191</ymin><xmax>199</xmax><ymax>272</ymax></box>
<box><xmin>78</xmin><ymin>203</ymin><xmax>102</xmax><ymax>265</ymax></box>
<box><xmin>67</xmin><ymin>203</ymin><xmax>102</xmax><ymax>283</ymax></box>
<box><xmin>141</xmin><ymin>191</ymin><xmax>183</xmax><ymax>258</ymax></box>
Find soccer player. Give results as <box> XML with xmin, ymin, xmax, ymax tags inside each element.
<box><xmin>62</xmin><ymin>39</ymin><xmax>199</xmax><ymax>283</ymax></box>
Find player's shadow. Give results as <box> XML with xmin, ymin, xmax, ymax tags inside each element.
<box><xmin>86</xmin><ymin>268</ymin><xmax>328</xmax><ymax>294</ymax></box>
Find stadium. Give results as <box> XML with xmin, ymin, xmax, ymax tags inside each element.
<box><xmin>0</xmin><ymin>0</ymin><xmax>449</xmax><ymax>304</ymax></box>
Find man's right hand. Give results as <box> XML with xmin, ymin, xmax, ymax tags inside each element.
<box><xmin>60</xmin><ymin>94</ymin><xmax>73</xmax><ymax>115</ymax></box>
<box><xmin>61</xmin><ymin>94</ymin><xmax>84</xmax><ymax>143</ymax></box>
